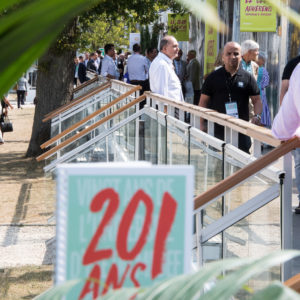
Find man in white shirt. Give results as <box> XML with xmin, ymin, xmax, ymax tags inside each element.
<box><xmin>149</xmin><ymin>35</ymin><xmax>184</xmax><ymax>102</ymax></box>
<box><xmin>127</xmin><ymin>43</ymin><xmax>149</xmax><ymax>95</ymax></box>
<box><xmin>272</xmin><ymin>63</ymin><xmax>300</xmax><ymax>213</ymax></box>
<box><xmin>101</xmin><ymin>44</ymin><xmax>119</xmax><ymax>79</ymax></box>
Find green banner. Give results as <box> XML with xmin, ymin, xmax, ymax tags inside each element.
<box><xmin>204</xmin><ymin>0</ymin><xmax>218</xmax><ymax>75</ymax></box>
<box><xmin>240</xmin><ymin>0</ymin><xmax>277</xmax><ymax>32</ymax></box>
<box><xmin>56</xmin><ymin>164</ymin><xmax>193</xmax><ymax>299</ymax></box>
<box><xmin>168</xmin><ymin>13</ymin><xmax>189</xmax><ymax>42</ymax></box>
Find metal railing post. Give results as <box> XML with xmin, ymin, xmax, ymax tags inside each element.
<box><xmin>138</xmin><ymin>120</ymin><xmax>145</xmax><ymax>161</ymax></box>
<box><xmin>282</xmin><ymin>152</ymin><xmax>293</xmax><ymax>281</ymax></box>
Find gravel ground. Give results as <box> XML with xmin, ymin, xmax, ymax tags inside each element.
<box><xmin>0</xmin><ymin>102</ymin><xmax>56</xmax><ymax>268</ymax></box>
<box><xmin>0</xmin><ymin>225</ymin><xmax>55</xmax><ymax>268</ymax></box>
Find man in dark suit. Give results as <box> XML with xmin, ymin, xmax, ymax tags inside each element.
<box><xmin>78</xmin><ymin>55</ymin><xmax>88</xmax><ymax>84</ymax></box>
<box><xmin>186</xmin><ymin>50</ymin><xmax>201</xmax><ymax>105</ymax></box>
<box><xmin>87</xmin><ymin>52</ymin><xmax>98</xmax><ymax>73</ymax></box>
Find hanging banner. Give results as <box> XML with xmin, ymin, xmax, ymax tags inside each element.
<box><xmin>129</xmin><ymin>33</ymin><xmax>141</xmax><ymax>50</ymax></box>
<box><xmin>204</xmin><ymin>0</ymin><xmax>218</xmax><ymax>75</ymax></box>
<box><xmin>240</xmin><ymin>0</ymin><xmax>277</xmax><ymax>32</ymax></box>
<box><xmin>55</xmin><ymin>163</ymin><xmax>194</xmax><ymax>299</ymax></box>
<box><xmin>168</xmin><ymin>13</ymin><xmax>189</xmax><ymax>41</ymax></box>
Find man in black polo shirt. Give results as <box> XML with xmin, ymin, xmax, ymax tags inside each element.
<box><xmin>280</xmin><ymin>55</ymin><xmax>300</xmax><ymax>104</ymax></box>
<box><xmin>199</xmin><ymin>41</ymin><xmax>262</xmax><ymax>153</ymax></box>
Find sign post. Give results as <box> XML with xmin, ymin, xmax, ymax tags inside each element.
<box><xmin>56</xmin><ymin>163</ymin><xmax>194</xmax><ymax>299</ymax></box>
<box><xmin>129</xmin><ymin>33</ymin><xmax>141</xmax><ymax>51</ymax></box>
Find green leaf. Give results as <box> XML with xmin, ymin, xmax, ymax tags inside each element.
<box><xmin>34</xmin><ymin>279</ymin><xmax>80</xmax><ymax>300</ymax></box>
<box><xmin>0</xmin><ymin>0</ymin><xmax>22</xmax><ymax>13</ymax></box>
<box><xmin>250</xmin><ymin>281</ymin><xmax>300</xmax><ymax>300</ymax></box>
<box><xmin>0</xmin><ymin>0</ymin><xmax>100</xmax><ymax>97</ymax></box>
<box><xmin>100</xmin><ymin>287</ymin><xmax>141</xmax><ymax>300</ymax></box>
<box><xmin>202</xmin><ymin>250</ymin><xmax>300</xmax><ymax>300</ymax></box>
<box><xmin>136</xmin><ymin>257</ymin><xmax>255</xmax><ymax>300</ymax></box>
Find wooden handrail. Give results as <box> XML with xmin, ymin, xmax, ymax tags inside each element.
<box><xmin>145</xmin><ymin>91</ymin><xmax>281</xmax><ymax>147</ymax></box>
<box><xmin>194</xmin><ymin>137</ymin><xmax>300</xmax><ymax>210</ymax></box>
<box><xmin>110</xmin><ymin>79</ymin><xmax>138</xmax><ymax>89</ymax></box>
<box><xmin>42</xmin><ymin>82</ymin><xmax>111</xmax><ymax>122</ymax></box>
<box><xmin>36</xmin><ymin>94</ymin><xmax>146</xmax><ymax>162</ymax></box>
<box><xmin>285</xmin><ymin>273</ymin><xmax>300</xmax><ymax>293</ymax></box>
<box><xmin>73</xmin><ymin>76</ymin><xmax>98</xmax><ymax>93</ymax></box>
<box><xmin>40</xmin><ymin>85</ymin><xmax>141</xmax><ymax>149</ymax></box>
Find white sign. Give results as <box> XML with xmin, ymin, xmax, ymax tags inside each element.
<box><xmin>55</xmin><ymin>162</ymin><xmax>194</xmax><ymax>298</ymax></box>
<box><xmin>129</xmin><ymin>33</ymin><xmax>141</xmax><ymax>51</ymax></box>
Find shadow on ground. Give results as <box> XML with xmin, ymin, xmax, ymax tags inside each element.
<box><xmin>0</xmin><ymin>154</ymin><xmax>43</xmax><ymax>181</ymax></box>
<box><xmin>0</xmin><ymin>267</ymin><xmax>53</xmax><ymax>300</ymax></box>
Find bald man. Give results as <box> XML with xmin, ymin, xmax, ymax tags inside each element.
<box><xmin>149</xmin><ymin>35</ymin><xmax>184</xmax><ymax>102</ymax></box>
<box><xmin>199</xmin><ymin>41</ymin><xmax>262</xmax><ymax>153</ymax></box>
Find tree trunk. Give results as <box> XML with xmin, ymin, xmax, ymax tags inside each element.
<box><xmin>26</xmin><ymin>25</ymin><xmax>76</xmax><ymax>157</ymax></box>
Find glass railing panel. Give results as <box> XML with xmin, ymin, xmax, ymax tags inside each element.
<box><xmin>201</xmin><ymin>233</ymin><xmax>222</xmax><ymax>264</ymax></box>
<box><xmin>166</xmin><ymin>116</ymin><xmax>189</xmax><ymax>165</ymax></box>
<box><xmin>157</xmin><ymin>112</ymin><xmax>167</xmax><ymax>164</ymax></box>
<box><xmin>49</xmin><ymin>95</ymin><xmax>137</xmax><ymax>150</ymax></box>
<box><xmin>50</xmin><ymin>89</ymin><xmax>112</xmax><ymax>137</ymax></box>
<box><xmin>57</xmin><ymin>106</ymin><xmax>137</xmax><ymax>158</ymax></box>
<box><xmin>190</xmin><ymin>128</ymin><xmax>224</xmax><ymax>227</ymax></box>
<box><xmin>50</xmin><ymin>124</ymin><xmax>60</xmax><ymax>140</ymax></box>
<box><xmin>69</xmin><ymin>134</ymin><xmax>115</xmax><ymax>163</ymax></box>
<box><xmin>201</xmin><ymin>197</ymin><xmax>281</xmax><ymax>298</ymax></box>
<box><xmin>73</xmin><ymin>76</ymin><xmax>108</xmax><ymax>98</ymax></box>
<box><xmin>63</xmin><ymin>113</ymin><xmax>141</xmax><ymax>165</ymax></box>
<box><xmin>223</xmin><ymin>144</ymin><xmax>281</xmax><ymax>214</ymax></box>
<box><xmin>142</xmin><ymin>108</ymin><xmax>159</xmax><ymax>163</ymax></box>
<box><xmin>51</xmin><ymin>90</ymin><xmax>115</xmax><ymax>135</ymax></box>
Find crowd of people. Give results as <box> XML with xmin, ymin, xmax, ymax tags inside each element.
<box><xmin>76</xmin><ymin>38</ymin><xmax>272</xmax><ymax>136</ymax></box>
<box><xmin>73</xmin><ymin>38</ymin><xmax>286</xmax><ymax>152</ymax></box>
<box><xmin>3</xmin><ymin>35</ymin><xmax>300</xmax><ymax>211</ymax></box>
<box><xmin>77</xmin><ymin>36</ymin><xmax>300</xmax><ymax>213</ymax></box>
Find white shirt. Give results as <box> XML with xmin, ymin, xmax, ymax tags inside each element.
<box><xmin>95</xmin><ymin>57</ymin><xmax>101</xmax><ymax>71</ymax></box>
<box><xmin>127</xmin><ymin>53</ymin><xmax>148</xmax><ymax>81</ymax></box>
<box><xmin>17</xmin><ymin>77</ymin><xmax>28</xmax><ymax>91</ymax></box>
<box><xmin>272</xmin><ymin>63</ymin><xmax>300</xmax><ymax>140</ymax></box>
<box><xmin>149</xmin><ymin>52</ymin><xmax>184</xmax><ymax>102</ymax></box>
<box><xmin>101</xmin><ymin>55</ymin><xmax>118</xmax><ymax>78</ymax></box>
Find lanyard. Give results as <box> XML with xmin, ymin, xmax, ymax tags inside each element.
<box><xmin>224</xmin><ymin>71</ymin><xmax>237</xmax><ymax>102</ymax></box>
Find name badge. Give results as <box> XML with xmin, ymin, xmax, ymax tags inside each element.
<box><xmin>225</xmin><ymin>102</ymin><xmax>239</xmax><ymax>118</ymax></box>
<box><xmin>237</xmin><ymin>81</ymin><xmax>244</xmax><ymax>88</ymax></box>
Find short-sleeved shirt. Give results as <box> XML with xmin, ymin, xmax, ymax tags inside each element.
<box><xmin>17</xmin><ymin>77</ymin><xmax>27</xmax><ymax>91</ymax></box>
<box><xmin>101</xmin><ymin>55</ymin><xmax>118</xmax><ymax>78</ymax></box>
<box><xmin>201</xmin><ymin>66</ymin><xmax>260</xmax><ymax>139</ymax></box>
<box><xmin>282</xmin><ymin>56</ymin><xmax>300</xmax><ymax>80</ymax></box>
<box><xmin>127</xmin><ymin>53</ymin><xmax>149</xmax><ymax>81</ymax></box>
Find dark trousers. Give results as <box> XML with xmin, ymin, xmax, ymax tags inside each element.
<box><xmin>193</xmin><ymin>90</ymin><xmax>201</xmax><ymax>106</ymax></box>
<box><xmin>215</xmin><ymin>124</ymin><xmax>251</xmax><ymax>154</ymax></box>
<box><xmin>17</xmin><ymin>90</ymin><xmax>25</xmax><ymax>108</ymax></box>
<box><xmin>130</xmin><ymin>79</ymin><xmax>149</xmax><ymax>110</ymax></box>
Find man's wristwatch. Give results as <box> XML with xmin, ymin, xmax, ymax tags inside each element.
<box><xmin>254</xmin><ymin>114</ymin><xmax>261</xmax><ymax>121</ymax></box>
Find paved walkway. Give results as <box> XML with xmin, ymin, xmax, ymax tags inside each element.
<box><xmin>0</xmin><ymin>102</ymin><xmax>55</xmax><ymax>268</ymax></box>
